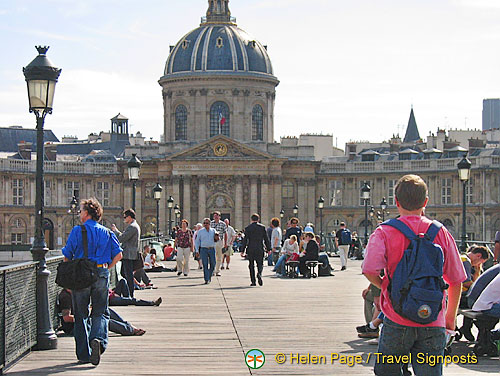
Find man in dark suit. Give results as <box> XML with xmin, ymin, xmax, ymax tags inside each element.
<box><xmin>241</xmin><ymin>213</ymin><xmax>271</xmax><ymax>286</ymax></box>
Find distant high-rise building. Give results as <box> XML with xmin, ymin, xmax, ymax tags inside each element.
<box><xmin>482</xmin><ymin>99</ymin><xmax>500</xmax><ymax>130</ymax></box>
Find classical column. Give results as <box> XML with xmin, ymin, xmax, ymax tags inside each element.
<box><xmin>261</xmin><ymin>177</ymin><xmax>270</xmax><ymax>225</ymax></box>
<box><xmin>198</xmin><ymin>177</ymin><xmax>206</xmax><ymax>219</ymax></box>
<box><xmin>135</xmin><ymin>183</ymin><xmax>142</xmax><ymax>224</ymax></box>
<box><xmin>172</xmin><ymin>176</ymin><xmax>181</xmax><ymax>207</ymax></box>
<box><xmin>297</xmin><ymin>180</ymin><xmax>306</xmax><ymax>222</ymax></box>
<box><xmin>250</xmin><ymin>177</ymin><xmax>258</xmax><ymax>216</ymax></box>
<box><xmin>273</xmin><ymin>177</ymin><xmax>282</xmax><ymax>219</ymax></box>
<box><xmin>235</xmin><ymin>179</ymin><xmax>243</xmax><ymax>231</ymax></box>
<box><xmin>307</xmin><ymin>180</ymin><xmax>316</xmax><ymax>224</ymax></box>
<box><xmin>183</xmin><ymin>176</ymin><xmax>191</xmax><ymax>224</ymax></box>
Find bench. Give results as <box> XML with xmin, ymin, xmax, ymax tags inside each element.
<box><xmin>457</xmin><ymin>309</ymin><xmax>499</xmax><ymax>357</ymax></box>
<box><xmin>285</xmin><ymin>261</ymin><xmax>299</xmax><ymax>278</ymax></box>
<box><xmin>305</xmin><ymin>260</ymin><xmax>319</xmax><ymax>278</ymax></box>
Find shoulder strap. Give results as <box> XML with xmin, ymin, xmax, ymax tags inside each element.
<box><xmin>426</xmin><ymin>220</ymin><xmax>442</xmax><ymax>242</ymax></box>
<box><xmin>381</xmin><ymin>218</ymin><xmax>417</xmax><ymax>240</ymax></box>
<box><xmin>80</xmin><ymin>224</ymin><xmax>88</xmax><ymax>258</ymax></box>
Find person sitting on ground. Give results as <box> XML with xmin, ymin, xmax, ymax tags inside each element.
<box><xmin>356</xmin><ymin>283</ymin><xmax>382</xmax><ymax>338</ymax></box>
<box><xmin>58</xmin><ymin>288</ymin><xmax>146</xmax><ymax>336</ymax></box>
<box><xmin>109</xmin><ymin>279</ymin><xmax>162</xmax><ymax>307</ymax></box>
<box><xmin>299</xmin><ymin>232</ymin><xmax>319</xmax><ymax>277</ymax></box>
<box><xmin>163</xmin><ymin>243</ymin><xmax>176</xmax><ymax>261</ymax></box>
<box><xmin>273</xmin><ymin>234</ymin><xmax>299</xmax><ymax>276</ymax></box>
<box><xmin>144</xmin><ymin>249</ymin><xmax>170</xmax><ymax>272</ymax></box>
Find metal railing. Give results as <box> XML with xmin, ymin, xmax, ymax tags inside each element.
<box><xmin>0</xmin><ymin>256</ymin><xmax>61</xmax><ymax>373</ymax></box>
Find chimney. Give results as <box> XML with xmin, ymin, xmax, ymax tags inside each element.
<box><xmin>18</xmin><ymin>141</ymin><xmax>32</xmax><ymax>160</ymax></box>
<box><xmin>45</xmin><ymin>142</ymin><xmax>57</xmax><ymax>161</ymax></box>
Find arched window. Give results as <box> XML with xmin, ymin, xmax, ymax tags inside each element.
<box><xmin>252</xmin><ymin>105</ymin><xmax>264</xmax><ymax>141</ymax></box>
<box><xmin>210</xmin><ymin>101</ymin><xmax>230</xmax><ymax>137</ymax></box>
<box><xmin>175</xmin><ymin>105</ymin><xmax>187</xmax><ymax>140</ymax></box>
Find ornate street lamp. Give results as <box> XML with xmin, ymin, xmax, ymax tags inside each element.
<box><xmin>175</xmin><ymin>209</ymin><xmax>181</xmax><ymax>227</ymax></box>
<box><xmin>127</xmin><ymin>153</ymin><xmax>142</xmax><ymax>211</ymax></box>
<box><xmin>153</xmin><ymin>183</ymin><xmax>162</xmax><ymax>236</ymax></box>
<box><xmin>317</xmin><ymin>196</ymin><xmax>325</xmax><ymax>240</ymax></box>
<box><xmin>361</xmin><ymin>181</ymin><xmax>371</xmax><ymax>246</ymax></box>
<box><xmin>69</xmin><ymin>196</ymin><xmax>78</xmax><ymax>227</ymax></box>
<box><xmin>174</xmin><ymin>204</ymin><xmax>180</xmax><ymax>227</ymax></box>
<box><xmin>23</xmin><ymin>45</ymin><xmax>61</xmax><ymax>350</ymax></box>
<box><xmin>293</xmin><ymin>204</ymin><xmax>299</xmax><ymax>216</ymax></box>
<box><xmin>167</xmin><ymin>196</ymin><xmax>174</xmax><ymax>236</ymax></box>
<box><xmin>380</xmin><ymin>197</ymin><xmax>388</xmax><ymax>221</ymax></box>
<box><xmin>458</xmin><ymin>154</ymin><xmax>472</xmax><ymax>252</ymax></box>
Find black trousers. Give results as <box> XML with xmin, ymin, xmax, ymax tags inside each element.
<box><xmin>120</xmin><ymin>259</ymin><xmax>135</xmax><ymax>297</ymax></box>
<box><xmin>247</xmin><ymin>250</ymin><xmax>264</xmax><ymax>283</ymax></box>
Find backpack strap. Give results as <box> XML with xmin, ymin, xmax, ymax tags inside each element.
<box><xmin>425</xmin><ymin>220</ymin><xmax>442</xmax><ymax>242</ymax></box>
<box><xmin>80</xmin><ymin>224</ymin><xmax>88</xmax><ymax>259</ymax></box>
<box><xmin>381</xmin><ymin>218</ymin><xmax>417</xmax><ymax>240</ymax></box>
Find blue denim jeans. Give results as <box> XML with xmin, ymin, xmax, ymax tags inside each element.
<box><xmin>200</xmin><ymin>247</ymin><xmax>215</xmax><ymax>282</ymax></box>
<box><xmin>71</xmin><ymin>267</ymin><xmax>110</xmax><ymax>362</ymax></box>
<box><xmin>109</xmin><ymin>308</ymin><xmax>134</xmax><ymax>336</ymax></box>
<box><xmin>482</xmin><ymin>303</ymin><xmax>500</xmax><ymax>318</ymax></box>
<box><xmin>273</xmin><ymin>254</ymin><xmax>287</xmax><ymax>275</ymax></box>
<box><xmin>375</xmin><ymin>317</ymin><xmax>445</xmax><ymax>376</ymax></box>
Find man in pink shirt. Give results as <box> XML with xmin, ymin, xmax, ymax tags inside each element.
<box><xmin>363</xmin><ymin>174</ymin><xmax>466</xmax><ymax>376</ymax></box>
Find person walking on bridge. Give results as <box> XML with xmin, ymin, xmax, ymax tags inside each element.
<box><xmin>241</xmin><ymin>213</ymin><xmax>270</xmax><ymax>286</ymax></box>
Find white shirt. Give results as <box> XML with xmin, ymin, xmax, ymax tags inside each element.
<box><xmin>226</xmin><ymin>225</ymin><xmax>236</xmax><ymax>244</ymax></box>
<box><xmin>472</xmin><ymin>274</ymin><xmax>500</xmax><ymax>312</ymax></box>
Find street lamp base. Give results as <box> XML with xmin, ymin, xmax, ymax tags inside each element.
<box><xmin>35</xmin><ymin>332</ymin><xmax>58</xmax><ymax>350</ymax></box>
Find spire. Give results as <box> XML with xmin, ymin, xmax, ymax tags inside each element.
<box><xmin>204</xmin><ymin>0</ymin><xmax>233</xmax><ymax>24</ymax></box>
<box><xmin>403</xmin><ymin>107</ymin><xmax>421</xmax><ymax>143</ymax></box>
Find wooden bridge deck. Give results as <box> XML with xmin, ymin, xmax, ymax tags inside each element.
<box><xmin>6</xmin><ymin>256</ymin><xmax>499</xmax><ymax>375</ymax></box>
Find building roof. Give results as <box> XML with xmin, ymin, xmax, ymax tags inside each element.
<box><xmin>162</xmin><ymin>0</ymin><xmax>275</xmax><ymax>79</ymax></box>
<box><xmin>403</xmin><ymin>108</ymin><xmax>421</xmax><ymax>143</ymax></box>
<box><xmin>111</xmin><ymin>113</ymin><xmax>128</xmax><ymax>121</ymax></box>
<box><xmin>0</xmin><ymin>126</ymin><xmax>59</xmax><ymax>152</ymax></box>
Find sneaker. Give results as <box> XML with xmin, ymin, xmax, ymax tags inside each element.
<box><xmin>221</xmin><ymin>265</ymin><xmax>225</xmax><ymax>269</ymax></box>
<box><xmin>153</xmin><ymin>297</ymin><xmax>162</xmax><ymax>306</ymax></box>
<box><xmin>216</xmin><ymin>272</ymin><xmax>221</xmax><ymax>277</ymax></box>
<box><xmin>204</xmin><ymin>280</ymin><xmax>209</xmax><ymax>284</ymax></box>
<box><xmin>341</xmin><ymin>266</ymin><xmax>346</xmax><ymax>271</ymax></box>
<box><xmin>356</xmin><ymin>324</ymin><xmax>379</xmax><ymax>338</ymax></box>
<box><xmin>177</xmin><ymin>271</ymin><xmax>182</xmax><ymax>276</ymax></box>
<box><xmin>89</xmin><ymin>339</ymin><xmax>101</xmax><ymax>366</ymax></box>
<box><xmin>184</xmin><ymin>273</ymin><xmax>188</xmax><ymax>276</ymax></box>
<box><xmin>226</xmin><ymin>266</ymin><xmax>229</xmax><ymax>270</ymax></box>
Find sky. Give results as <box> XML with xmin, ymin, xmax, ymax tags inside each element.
<box><xmin>0</xmin><ymin>0</ymin><xmax>499</xmax><ymax>150</ymax></box>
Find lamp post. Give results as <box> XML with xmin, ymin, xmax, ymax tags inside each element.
<box><xmin>23</xmin><ymin>45</ymin><xmax>61</xmax><ymax>350</ymax></box>
<box><xmin>280</xmin><ymin>209</ymin><xmax>285</xmax><ymax>232</ymax></box>
<box><xmin>127</xmin><ymin>153</ymin><xmax>142</xmax><ymax>211</ymax></box>
<box><xmin>167</xmin><ymin>196</ymin><xmax>174</xmax><ymax>236</ymax></box>
<box><xmin>361</xmin><ymin>181</ymin><xmax>371</xmax><ymax>246</ymax></box>
<box><xmin>153</xmin><ymin>183</ymin><xmax>162</xmax><ymax>236</ymax></box>
<box><xmin>293</xmin><ymin>204</ymin><xmax>298</xmax><ymax>217</ymax></box>
<box><xmin>458</xmin><ymin>154</ymin><xmax>472</xmax><ymax>252</ymax></box>
<box><xmin>380</xmin><ymin>197</ymin><xmax>388</xmax><ymax>222</ymax></box>
<box><xmin>69</xmin><ymin>196</ymin><xmax>78</xmax><ymax>227</ymax></box>
<box><xmin>318</xmin><ymin>196</ymin><xmax>325</xmax><ymax>240</ymax></box>
<box><xmin>174</xmin><ymin>204</ymin><xmax>180</xmax><ymax>227</ymax></box>
<box><xmin>175</xmin><ymin>209</ymin><xmax>181</xmax><ymax>227</ymax></box>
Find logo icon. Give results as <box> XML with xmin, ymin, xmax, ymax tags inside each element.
<box><xmin>245</xmin><ymin>349</ymin><xmax>265</xmax><ymax>369</ymax></box>
<box><xmin>417</xmin><ymin>304</ymin><xmax>431</xmax><ymax>319</ymax></box>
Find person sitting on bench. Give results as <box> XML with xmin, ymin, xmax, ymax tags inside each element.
<box><xmin>299</xmin><ymin>232</ymin><xmax>319</xmax><ymax>277</ymax></box>
<box><xmin>472</xmin><ymin>273</ymin><xmax>500</xmax><ymax>318</ymax></box>
<box><xmin>273</xmin><ymin>234</ymin><xmax>299</xmax><ymax>276</ymax></box>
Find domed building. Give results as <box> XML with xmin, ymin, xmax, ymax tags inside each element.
<box><xmin>159</xmin><ymin>0</ymin><xmax>279</xmax><ymax>145</ymax></box>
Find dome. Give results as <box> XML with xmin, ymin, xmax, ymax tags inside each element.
<box><xmin>162</xmin><ymin>1</ymin><xmax>275</xmax><ymax>79</ymax></box>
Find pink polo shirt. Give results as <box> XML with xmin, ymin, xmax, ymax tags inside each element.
<box><xmin>362</xmin><ymin>215</ymin><xmax>466</xmax><ymax>327</ymax></box>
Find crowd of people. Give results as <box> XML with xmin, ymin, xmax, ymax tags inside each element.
<box><xmin>57</xmin><ymin>173</ymin><xmax>500</xmax><ymax>373</ymax></box>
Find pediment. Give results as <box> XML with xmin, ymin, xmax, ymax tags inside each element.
<box><xmin>168</xmin><ymin>135</ymin><xmax>276</xmax><ymax>161</ymax></box>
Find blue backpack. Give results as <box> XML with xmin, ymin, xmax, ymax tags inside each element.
<box><xmin>382</xmin><ymin>219</ymin><xmax>448</xmax><ymax>324</ymax></box>
<box><xmin>340</xmin><ymin>229</ymin><xmax>352</xmax><ymax>245</ymax></box>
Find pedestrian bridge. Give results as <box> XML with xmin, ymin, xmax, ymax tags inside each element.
<box><xmin>3</xmin><ymin>256</ymin><xmax>499</xmax><ymax>375</ymax></box>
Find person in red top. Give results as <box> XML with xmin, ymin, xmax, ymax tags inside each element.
<box><xmin>163</xmin><ymin>243</ymin><xmax>176</xmax><ymax>261</ymax></box>
<box><xmin>362</xmin><ymin>174</ymin><xmax>466</xmax><ymax>376</ymax></box>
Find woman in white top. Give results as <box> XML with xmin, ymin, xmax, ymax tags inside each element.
<box><xmin>273</xmin><ymin>235</ymin><xmax>299</xmax><ymax>276</ymax></box>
